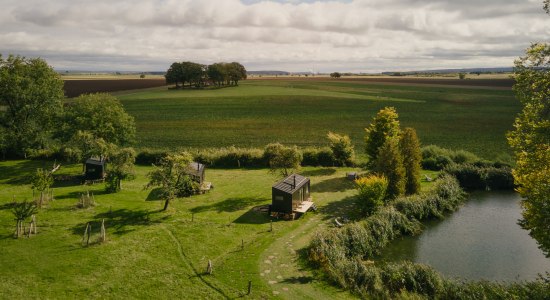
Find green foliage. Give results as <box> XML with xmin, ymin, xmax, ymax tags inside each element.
<box><xmin>105</xmin><ymin>147</ymin><xmax>136</xmax><ymax>193</ymax></box>
<box><xmin>458</xmin><ymin>72</ymin><xmax>466</xmax><ymax>80</ymax></box>
<box><xmin>31</xmin><ymin>168</ymin><xmax>54</xmax><ymax>194</ymax></box>
<box><xmin>444</xmin><ymin>164</ymin><xmax>515</xmax><ymax>190</ymax></box>
<box><xmin>400</xmin><ymin>128</ymin><xmax>422</xmax><ymax>195</ymax></box>
<box><xmin>146</xmin><ymin>152</ymin><xmax>199</xmax><ymax>210</ymax></box>
<box><xmin>302</xmin><ymin>147</ymin><xmax>336</xmax><ymax>166</ymax></box>
<box><xmin>421</xmin><ymin>145</ymin><xmax>486</xmax><ymax>170</ymax></box>
<box><xmin>12</xmin><ymin>200</ymin><xmax>37</xmax><ymax>222</ymax></box>
<box><xmin>195</xmin><ymin>146</ymin><xmax>265</xmax><ymax>168</ymax></box>
<box><xmin>374</xmin><ymin>138</ymin><xmax>406</xmax><ymax>200</ymax></box>
<box><xmin>58</xmin><ymin>93</ymin><xmax>136</xmax><ymax>155</ymax></box>
<box><xmin>508</xmin><ymin>43</ymin><xmax>550</xmax><ymax>256</ymax></box>
<box><xmin>264</xmin><ymin>143</ymin><xmax>302</xmax><ymax>177</ymax></box>
<box><xmin>326</xmin><ymin>131</ymin><xmax>354</xmax><ymax>166</ymax></box>
<box><xmin>307</xmin><ymin>176</ymin><xmax>550</xmax><ymax>299</ymax></box>
<box><xmin>0</xmin><ymin>55</ymin><xmax>64</xmax><ymax>156</ymax></box>
<box><xmin>355</xmin><ymin>175</ymin><xmax>388</xmax><ymax>215</ymax></box>
<box><xmin>166</xmin><ymin>61</ymin><xmax>246</xmax><ymax>88</ymax></box>
<box><xmin>364</xmin><ymin>107</ymin><xmax>401</xmax><ymax>164</ymax></box>
<box><xmin>329</xmin><ymin>72</ymin><xmax>342</xmax><ymax>78</ymax></box>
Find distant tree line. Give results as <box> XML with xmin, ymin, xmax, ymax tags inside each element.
<box><xmin>165</xmin><ymin>61</ymin><xmax>247</xmax><ymax>88</ymax></box>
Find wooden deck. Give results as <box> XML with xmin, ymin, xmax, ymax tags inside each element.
<box><xmin>293</xmin><ymin>200</ymin><xmax>315</xmax><ymax>213</ymax></box>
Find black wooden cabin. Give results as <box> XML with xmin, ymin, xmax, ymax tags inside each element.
<box><xmin>271</xmin><ymin>174</ymin><xmax>312</xmax><ymax>215</ymax></box>
<box><xmin>85</xmin><ymin>158</ymin><xmax>106</xmax><ymax>181</ymax></box>
<box><xmin>186</xmin><ymin>162</ymin><xmax>205</xmax><ymax>184</ymax></box>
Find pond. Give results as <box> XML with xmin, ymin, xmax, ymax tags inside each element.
<box><xmin>378</xmin><ymin>192</ymin><xmax>550</xmax><ymax>282</ymax></box>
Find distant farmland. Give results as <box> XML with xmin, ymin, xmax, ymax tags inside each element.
<box><xmin>63</xmin><ymin>79</ymin><xmax>166</xmax><ymax>97</ymax></box>
<box><xmin>116</xmin><ymin>78</ymin><xmax>520</xmax><ymax>159</ymax></box>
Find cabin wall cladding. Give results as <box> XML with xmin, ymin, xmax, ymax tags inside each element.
<box><xmin>271</xmin><ymin>174</ymin><xmax>311</xmax><ymax>214</ymax></box>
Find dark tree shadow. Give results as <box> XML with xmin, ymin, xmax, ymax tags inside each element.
<box><xmin>318</xmin><ymin>195</ymin><xmax>363</xmax><ymax>222</ymax></box>
<box><xmin>52</xmin><ymin>175</ymin><xmax>83</xmax><ymax>188</ymax></box>
<box><xmin>55</xmin><ymin>189</ymin><xmax>107</xmax><ymax>201</ymax></box>
<box><xmin>311</xmin><ymin>177</ymin><xmax>355</xmax><ymax>193</ymax></box>
<box><xmin>71</xmin><ymin>208</ymin><xmax>167</xmax><ymax>236</ymax></box>
<box><xmin>233</xmin><ymin>206</ymin><xmax>272</xmax><ymax>224</ymax></box>
<box><xmin>300</xmin><ymin>168</ymin><xmax>337</xmax><ymax>177</ymax></box>
<box><xmin>0</xmin><ymin>202</ymin><xmax>16</xmax><ymax>211</ymax></box>
<box><xmin>190</xmin><ymin>197</ymin><xmax>269</xmax><ymax>214</ymax></box>
<box><xmin>0</xmin><ymin>160</ymin><xmax>41</xmax><ymax>183</ymax></box>
<box><xmin>280</xmin><ymin>276</ymin><xmax>314</xmax><ymax>284</ymax></box>
<box><xmin>146</xmin><ymin>188</ymin><xmax>164</xmax><ymax>201</ymax></box>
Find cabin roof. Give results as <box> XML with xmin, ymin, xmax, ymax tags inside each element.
<box><xmin>185</xmin><ymin>162</ymin><xmax>205</xmax><ymax>177</ymax></box>
<box><xmin>272</xmin><ymin>174</ymin><xmax>309</xmax><ymax>194</ymax></box>
<box><xmin>86</xmin><ymin>158</ymin><xmax>105</xmax><ymax>166</ymax></box>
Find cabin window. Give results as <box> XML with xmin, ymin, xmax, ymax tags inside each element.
<box><xmin>275</xmin><ymin>196</ymin><xmax>284</xmax><ymax>201</ymax></box>
<box><xmin>88</xmin><ymin>168</ymin><xmax>95</xmax><ymax>172</ymax></box>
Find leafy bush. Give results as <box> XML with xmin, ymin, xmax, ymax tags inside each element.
<box><xmin>444</xmin><ymin>164</ymin><xmax>515</xmax><ymax>190</ymax></box>
<box><xmin>355</xmin><ymin>175</ymin><xmax>388</xmax><ymax>216</ymax></box>
<box><xmin>196</xmin><ymin>146</ymin><xmax>265</xmax><ymax>168</ymax></box>
<box><xmin>302</xmin><ymin>147</ymin><xmax>336</xmax><ymax>166</ymax></box>
<box><xmin>136</xmin><ymin>148</ymin><xmax>169</xmax><ymax>165</ymax></box>
<box><xmin>327</xmin><ymin>131</ymin><xmax>355</xmax><ymax>166</ymax></box>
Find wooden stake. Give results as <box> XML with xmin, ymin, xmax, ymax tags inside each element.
<box><xmin>87</xmin><ymin>224</ymin><xmax>91</xmax><ymax>245</ymax></box>
<box><xmin>241</xmin><ymin>239</ymin><xmax>244</xmax><ymax>250</ymax></box>
<box><xmin>207</xmin><ymin>260</ymin><xmax>213</xmax><ymax>275</ymax></box>
<box><xmin>83</xmin><ymin>223</ymin><xmax>89</xmax><ymax>245</ymax></box>
<box><xmin>270</xmin><ymin>220</ymin><xmax>273</xmax><ymax>232</ymax></box>
<box><xmin>247</xmin><ymin>280</ymin><xmax>252</xmax><ymax>295</ymax></box>
<box><xmin>100</xmin><ymin>219</ymin><xmax>106</xmax><ymax>243</ymax></box>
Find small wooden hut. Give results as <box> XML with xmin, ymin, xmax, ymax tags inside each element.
<box><xmin>186</xmin><ymin>162</ymin><xmax>205</xmax><ymax>184</ymax></box>
<box><xmin>85</xmin><ymin>158</ymin><xmax>106</xmax><ymax>181</ymax></box>
<box><xmin>271</xmin><ymin>174</ymin><xmax>315</xmax><ymax>219</ymax></box>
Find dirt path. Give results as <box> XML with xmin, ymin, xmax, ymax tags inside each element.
<box><xmin>258</xmin><ymin>214</ymin><xmax>353</xmax><ymax>299</ymax></box>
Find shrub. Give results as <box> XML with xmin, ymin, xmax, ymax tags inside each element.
<box><xmin>265</xmin><ymin>143</ymin><xmax>302</xmax><ymax>177</ymax></box>
<box><xmin>195</xmin><ymin>147</ymin><xmax>265</xmax><ymax>168</ymax></box>
<box><xmin>355</xmin><ymin>175</ymin><xmax>388</xmax><ymax>216</ymax></box>
<box><xmin>327</xmin><ymin>131</ymin><xmax>355</xmax><ymax>166</ymax></box>
<box><xmin>136</xmin><ymin>148</ymin><xmax>169</xmax><ymax>165</ymax></box>
<box><xmin>444</xmin><ymin>164</ymin><xmax>515</xmax><ymax>190</ymax></box>
<box><xmin>301</xmin><ymin>147</ymin><xmax>337</xmax><ymax>166</ymax></box>
<box><xmin>400</xmin><ymin>128</ymin><xmax>422</xmax><ymax>195</ymax></box>
<box><xmin>485</xmin><ymin>167</ymin><xmax>515</xmax><ymax>190</ymax></box>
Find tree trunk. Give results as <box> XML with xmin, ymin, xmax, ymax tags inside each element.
<box><xmin>163</xmin><ymin>197</ymin><xmax>171</xmax><ymax>211</ymax></box>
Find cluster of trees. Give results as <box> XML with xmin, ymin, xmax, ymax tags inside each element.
<box><xmin>0</xmin><ymin>55</ymin><xmax>137</xmax><ymax>193</ymax></box>
<box><xmin>165</xmin><ymin>61</ymin><xmax>247</xmax><ymax>88</ymax></box>
<box><xmin>360</xmin><ymin>107</ymin><xmax>422</xmax><ymax>214</ymax></box>
<box><xmin>329</xmin><ymin>72</ymin><xmax>342</xmax><ymax>78</ymax></box>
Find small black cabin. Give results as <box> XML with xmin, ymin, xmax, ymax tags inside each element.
<box><xmin>271</xmin><ymin>174</ymin><xmax>311</xmax><ymax>215</ymax></box>
<box><xmin>85</xmin><ymin>158</ymin><xmax>106</xmax><ymax>181</ymax></box>
<box><xmin>186</xmin><ymin>162</ymin><xmax>205</xmax><ymax>184</ymax></box>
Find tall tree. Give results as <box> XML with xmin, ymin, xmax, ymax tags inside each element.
<box><xmin>227</xmin><ymin>62</ymin><xmax>247</xmax><ymax>85</ymax></box>
<box><xmin>508</xmin><ymin>42</ymin><xmax>550</xmax><ymax>256</ymax></box>
<box><xmin>327</xmin><ymin>131</ymin><xmax>354</xmax><ymax>166</ymax></box>
<box><xmin>374</xmin><ymin>137</ymin><xmax>406</xmax><ymax>200</ymax></box>
<box><xmin>400</xmin><ymin>127</ymin><xmax>422</xmax><ymax>195</ymax></box>
<box><xmin>0</xmin><ymin>55</ymin><xmax>64</xmax><ymax>156</ymax></box>
<box><xmin>364</xmin><ymin>107</ymin><xmax>401</xmax><ymax>165</ymax></box>
<box><xmin>58</xmin><ymin>93</ymin><xmax>135</xmax><ymax>162</ymax></box>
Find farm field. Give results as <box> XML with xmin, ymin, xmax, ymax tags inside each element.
<box><xmin>117</xmin><ymin>78</ymin><xmax>519</xmax><ymax>159</ymax></box>
<box><xmin>2</xmin><ymin>159</ymin><xmax>444</xmax><ymax>298</ymax></box>
<box><xmin>64</xmin><ymin>79</ymin><xmax>166</xmax><ymax>98</ymax></box>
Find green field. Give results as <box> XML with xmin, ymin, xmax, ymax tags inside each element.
<box><xmin>118</xmin><ymin>79</ymin><xmax>519</xmax><ymax>159</ymax></box>
<box><xmin>5</xmin><ymin>159</ymin><xmax>420</xmax><ymax>298</ymax></box>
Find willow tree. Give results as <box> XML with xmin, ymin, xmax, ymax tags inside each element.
<box><xmin>507</xmin><ymin>43</ymin><xmax>550</xmax><ymax>256</ymax></box>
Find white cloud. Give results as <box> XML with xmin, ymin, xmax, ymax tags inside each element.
<box><xmin>0</xmin><ymin>0</ymin><xmax>548</xmax><ymax>72</ymax></box>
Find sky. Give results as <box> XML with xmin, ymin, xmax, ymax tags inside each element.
<box><xmin>0</xmin><ymin>0</ymin><xmax>548</xmax><ymax>72</ymax></box>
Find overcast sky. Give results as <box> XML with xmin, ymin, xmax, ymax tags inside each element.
<box><xmin>0</xmin><ymin>0</ymin><xmax>548</xmax><ymax>72</ymax></box>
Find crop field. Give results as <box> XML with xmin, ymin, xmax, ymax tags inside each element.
<box><xmin>118</xmin><ymin>78</ymin><xmax>519</xmax><ymax>159</ymax></box>
<box><xmin>64</xmin><ymin>79</ymin><xmax>166</xmax><ymax>98</ymax></box>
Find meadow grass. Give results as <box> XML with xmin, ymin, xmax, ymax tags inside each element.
<box><xmin>4</xmin><ymin>159</ymin><xmax>436</xmax><ymax>298</ymax></box>
<box><xmin>118</xmin><ymin>79</ymin><xmax>518</xmax><ymax>159</ymax></box>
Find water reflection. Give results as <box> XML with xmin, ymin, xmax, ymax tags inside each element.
<box><xmin>378</xmin><ymin>192</ymin><xmax>550</xmax><ymax>281</ymax></box>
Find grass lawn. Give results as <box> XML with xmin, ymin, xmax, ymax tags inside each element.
<box><xmin>117</xmin><ymin>79</ymin><xmax>519</xmax><ymax>159</ymax></box>
<box><xmin>4</xmin><ymin>159</ymin><xmax>443</xmax><ymax>298</ymax></box>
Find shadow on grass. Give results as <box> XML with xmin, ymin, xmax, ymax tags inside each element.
<box><xmin>146</xmin><ymin>188</ymin><xmax>164</xmax><ymax>201</ymax></box>
<box><xmin>311</xmin><ymin>177</ymin><xmax>355</xmax><ymax>193</ymax></box>
<box><xmin>71</xmin><ymin>208</ymin><xmax>168</xmax><ymax>236</ymax></box>
<box><xmin>233</xmin><ymin>206</ymin><xmax>271</xmax><ymax>224</ymax></box>
<box><xmin>318</xmin><ymin>195</ymin><xmax>363</xmax><ymax>222</ymax></box>
<box><xmin>300</xmin><ymin>168</ymin><xmax>337</xmax><ymax>177</ymax></box>
<box><xmin>55</xmin><ymin>189</ymin><xmax>108</xmax><ymax>201</ymax></box>
<box><xmin>281</xmin><ymin>276</ymin><xmax>314</xmax><ymax>284</ymax></box>
<box><xmin>0</xmin><ymin>160</ymin><xmax>40</xmax><ymax>184</ymax></box>
<box><xmin>190</xmin><ymin>197</ymin><xmax>269</xmax><ymax>214</ymax></box>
